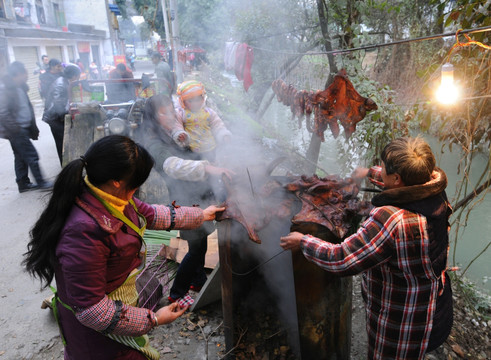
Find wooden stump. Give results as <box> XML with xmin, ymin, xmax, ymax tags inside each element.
<box><xmin>291</xmin><ymin>223</ymin><xmax>352</xmax><ymax>360</ymax></box>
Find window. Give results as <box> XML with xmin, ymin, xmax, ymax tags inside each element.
<box><xmin>0</xmin><ymin>1</ymin><xmax>6</xmax><ymax>19</ymax></box>
<box><xmin>14</xmin><ymin>1</ymin><xmax>32</xmax><ymax>23</ymax></box>
<box><xmin>35</xmin><ymin>0</ymin><xmax>45</xmax><ymax>24</ymax></box>
<box><xmin>53</xmin><ymin>3</ymin><xmax>65</xmax><ymax>27</ymax></box>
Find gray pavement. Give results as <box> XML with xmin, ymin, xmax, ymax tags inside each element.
<box><xmin>0</xmin><ymin>60</ymin><xmax>164</xmax><ymax>358</ymax></box>
<box><xmin>133</xmin><ymin>59</ymin><xmax>155</xmax><ymax>79</ymax></box>
<box><xmin>0</xmin><ymin>100</ymin><xmax>63</xmax><ymax>358</ymax></box>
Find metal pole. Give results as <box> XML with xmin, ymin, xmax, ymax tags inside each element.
<box><xmin>169</xmin><ymin>0</ymin><xmax>183</xmax><ymax>83</ymax></box>
<box><xmin>104</xmin><ymin>0</ymin><xmax>117</xmax><ymax>56</ymax></box>
<box><xmin>160</xmin><ymin>0</ymin><xmax>171</xmax><ymax>44</ymax></box>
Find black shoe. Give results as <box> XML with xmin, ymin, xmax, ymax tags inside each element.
<box><xmin>18</xmin><ymin>182</ymin><xmax>39</xmax><ymax>193</ymax></box>
<box><xmin>37</xmin><ymin>181</ymin><xmax>54</xmax><ymax>191</ymax></box>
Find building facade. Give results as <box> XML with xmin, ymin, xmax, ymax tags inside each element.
<box><xmin>0</xmin><ymin>0</ymin><xmax>120</xmax><ymax>102</ymax></box>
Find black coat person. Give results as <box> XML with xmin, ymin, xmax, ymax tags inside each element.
<box><xmin>142</xmin><ymin>94</ymin><xmax>233</xmax><ymax>305</ymax></box>
<box><xmin>39</xmin><ymin>58</ymin><xmax>63</xmax><ymax>100</ymax></box>
<box><xmin>42</xmin><ymin>65</ymin><xmax>81</xmax><ymax>165</ymax></box>
<box><xmin>0</xmin><ymin>62</ymin><xmax>52</xmax><ymax>192</ymax></box>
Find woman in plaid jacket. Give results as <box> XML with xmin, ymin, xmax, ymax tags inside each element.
<box><xmin>281</xmin><ymin>137</ymin><xmax>453</xmax><ymax>360</ymax></box>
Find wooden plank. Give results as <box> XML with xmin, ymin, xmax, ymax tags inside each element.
<box><xmin>62</xmin><ymin>108</ymin><xmax>103</xmax><ymax>166</ymax></box>
<box><xmin>217</xmin><ymin>220</ymin><xmax>234</xmax><ymax>358</ymax></box>
<box><xmin>190</xmin><ymin>263</ymin><xmax>222</xmax><ymax>311</ymax></box>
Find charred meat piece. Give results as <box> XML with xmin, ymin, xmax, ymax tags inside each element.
<box><xmin>271</xmin><ymin>71</ymin><xmax>377</xmax><ymax>140</ymax></box>
<box><xmin>314</xmin><ymin>70</ymin><xmax>378</xmax><ymax>139</ymax></box>
<box><xmin>285</xmin><ymin>174</ymin><xmax>372</xmax><ymax>239</ymax></box>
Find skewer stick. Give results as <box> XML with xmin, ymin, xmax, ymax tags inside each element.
<box><xmin>246</xmin><ymin>168</ymin><xmax>256</xmax><ymax>198</ymax></box>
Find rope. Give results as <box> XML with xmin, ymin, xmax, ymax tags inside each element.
<box><xmin>446</xmin><ymin>28</ymin><xmax>491</xmax><ymax>61</ymax></box>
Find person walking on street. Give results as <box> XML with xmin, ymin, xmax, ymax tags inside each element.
<box><xmin>34</xmin><ymin>54</ymin><xmax>49</xmax><ymax>75</ymax></box>
<box><xmin>0</xmin><ymin>61</ymin><xmax>52</xmax><ymax>192</ymax></box>
<box><xmin>42</xmin><ymin>64</ymin><xmax>81</xmax><ymax>165</ymax></box>
<box><xmin>151</xmin><ymin>52</ymin><xmax>175</xmax><ymax>97</ymax></box>
<box><xmin>39</xmin><ymin>58</ymin><xmax>63</xmax><ymax>101</ymax></box>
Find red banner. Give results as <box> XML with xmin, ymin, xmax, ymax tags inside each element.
<box><xmin>113</xmin><ymin>55</ymin><xmax>127</xmax><ymax>66</ymax></box>
<box><xmin>77</xmin><ymin>42</ymin><xmax>90</xmax><ymax>53</ymax></box>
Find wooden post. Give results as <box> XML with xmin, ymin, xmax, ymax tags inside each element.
<box><xmin>292</xmin><ymin>223</ymin><xmax>352</xmax><ymax>360</ymax></box>
<box><xmin>62</xmin><ymin>110</ymin><xmax>102</xmax><ymax>166</ymax></box>
<box><xmin>217</xmin><ymin>220</ymin><xmax>234</xmax><ymax>358</ymax></box>
<box><xmin>305</xmin><ymin>132</ymin><xmax>323</xmax><ymax>174</ymax></box>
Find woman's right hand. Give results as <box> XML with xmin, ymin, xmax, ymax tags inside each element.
<box><xmin>203</xmin><ymin>205</ymin><xmax>226</xmax><ymax>221</ymax></box>
<box><xmin>204</xmin><ymin>164</ymin><xmax>235</xmax><ymax>180</ymax></box>
<box><xmin>155</xmin><ymin>303</ymin><xmax>188</xmax><ymax>325</ymax></box>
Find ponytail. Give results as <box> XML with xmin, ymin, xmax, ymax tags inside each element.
<box><xmin>23</xmin><ymin>158</ymin><xmax>85</xmax><ymax>288</ymax></box>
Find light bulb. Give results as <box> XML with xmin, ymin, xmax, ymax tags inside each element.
<box><xmin>436</xmin><ymin>63</ymin><xmax>459</xmax><ymax>105</ymax></box>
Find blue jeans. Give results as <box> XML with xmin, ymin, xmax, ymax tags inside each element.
<box><xmin>8</xmin><ymin>128</ymin><xmax>45</xmax><ymax>186</ymax></box>
<box><xmin>169</xmin><ymin>226</ymin><xmax>211</xmax><ymax>299</ymax></box>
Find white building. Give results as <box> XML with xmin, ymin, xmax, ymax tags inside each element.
<box><xmin>0</xmin><ymin>0</ymin><xmax>121</xmax><ymax>101</ymax></box>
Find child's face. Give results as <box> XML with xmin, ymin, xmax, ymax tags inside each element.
<box><xmin>157</xmin><ymin>105</ymin><xmax>176</xmax><ymax>132</ymax></box>
<box><xmin>184</xmin><ymin>95</ymin><xmax>204</xmax><ymax>112</ymax></box>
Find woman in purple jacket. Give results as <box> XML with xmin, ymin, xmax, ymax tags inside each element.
<box><xmin>23</xmin><ymin>135</ymin><xmax>224</xmax><ymax>360</ymax></box>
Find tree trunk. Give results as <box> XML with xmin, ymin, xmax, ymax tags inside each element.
<box><xmin>305</xmin><ymin>0</ymin><xmax>340</xmax><ymax>173</ymax></box>
<box><xmin>317</xmin><ymin>0</ymin><xmax>339</xmax><ymax>88</ymax></box>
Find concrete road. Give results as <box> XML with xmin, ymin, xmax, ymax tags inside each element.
<box><xmin>0</xmin><ymin>100</ymin><xmax>63</xmax><ymax>359</ymax></box>
<box><xmin>133</xmin><ymin>59</ymin><xmax>155</xmax><ymax>79</ymax></box>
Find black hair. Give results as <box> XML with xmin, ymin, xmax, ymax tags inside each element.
<box><xmin>23</xmin><ymin>135</ymin><xmax>154</xmax><ymax>288</ymax></box>
<box><xmin>63</xmin><ymin>64</ymin><xmax>81</xmax><ymax>79</ymax></box>
<box><xmin>142</xmin><ymin>93</ymin><xmax>174</xmax><ymax>142</ymax></box>
<box><xmin>151</xmin><ymin>51</ymin><xmax>162</xmax><ymax>59</ymax></box>
<box><xmin>48</xmin><ymin>58</ymin><xmax>61</xmax><ymax>68</ymax></box>
<box><xmin>8</xmin><ymin>61</ymin><xmax>27</xmax><ymax>77</ymax></box>
<box><xmin>41</xmin><ymin>55</ymin><xmax>48</xmax><ymax>60</ymax></box>
<box><xmin>116</xmin><ymin>63</ymin><xmax>127</xmax><ymax>71</ymax></box>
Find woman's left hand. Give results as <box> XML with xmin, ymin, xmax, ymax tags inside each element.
<box><xmin>203</xmin><ymin>205</ymin><xmax>226</xmax><ymax>221</ymax></box>
<box><xmin>155</xmin><ymin>303</ymin><xmax>188</xmax><ymax>325</ymax></box>
<box><xmin>280</xmin><ymin>232</ymin><xmax>305</xmax><ymax>251</ymax></box>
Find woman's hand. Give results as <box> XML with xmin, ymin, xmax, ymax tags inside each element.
<box><xmin>203</xmin><ymin>205</ymin><xmax>226</xmax><ymax>221</ymax></box>
<box><xmin>155</xmin><ymin>303</ymin><xmax>188</xmax><ymax>325</ymax></box>
<box><xmin>280</xmin><ymin>232</ymin><xmax>305</xmax><ymax>251</ymax></box>
<box><xmin>204</xmin><ymin>165</ymin><xmax>235</xmax><ymax>181</ymax></box>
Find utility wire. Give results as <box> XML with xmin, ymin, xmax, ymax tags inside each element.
<box><xmin>249</xmin><ymin>26</ymin><xmax>491</xmax><ymax>56</ymax></box>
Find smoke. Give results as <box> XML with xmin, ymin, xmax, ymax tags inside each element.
<box><xmin>211</xmin><ymin>127</ymin><xmax>303</xmax><ymax>357</ymax></box>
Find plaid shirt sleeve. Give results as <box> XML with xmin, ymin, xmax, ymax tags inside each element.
<box><xmin>300</xmin><ymin>206</ymin><xmax>398</xmax><ymax>276</ymax></box>
<box><xmin>368</xmin><ymin>165</ymin><xmax>384</xmax><ymax>188</ymax></box>
<box><xmin>75</xmin><ymin>295</ymin><xmax>156</xmax><ymax>336</ymax></box>
<box><xmin>150</xmin><ymin>205</ymin><xmax>204</xmax><ymax>230</ymax></box>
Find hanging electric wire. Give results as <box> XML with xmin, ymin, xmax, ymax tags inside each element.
<box><xmin>249</xmin><ymin>26</ymin><xmax>491</xmax><ymax>56</ymax></box>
